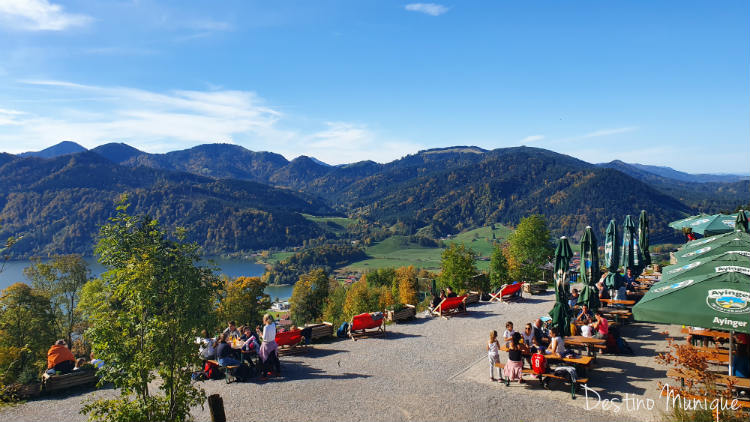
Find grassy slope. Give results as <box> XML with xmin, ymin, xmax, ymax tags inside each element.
<box><xmin>344</xmin><ymin>224</ymin><xmax>513</xmax><ymax>272</ymax></box>
<box><xmin>301</xmin><ymin>214</ymin><xmax>356</xmax><ymax>236</ymax></box>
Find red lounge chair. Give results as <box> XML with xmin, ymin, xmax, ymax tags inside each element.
<box><xmin>349</xmin><ymin>313</ymin><xmax>386</xmax><ymax>341</ymax></box>
<box><xmin>275</xmin><ymin>329</ymin><xmax>308</xmax><ymax>356</ymax></box>
<box><xmin>431</xmin><ymin>295</ymin><xmax>468</xmax><ymax>318</ymax></box>
<box><xmin>489</xmin><ymin>283</ymin><xmax>524</xmax><ymax>302</ymax></box>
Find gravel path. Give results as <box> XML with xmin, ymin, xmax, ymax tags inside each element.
<box><xmin>0</xmin><ymin>290</ymin><xmax>689</xmax><ymax>422</ymax></box>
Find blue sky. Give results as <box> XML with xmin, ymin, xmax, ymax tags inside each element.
<box><xmin>0</xmin><ymin>0</ymin><xmax>747</xmax><ymax>173</ymax></box>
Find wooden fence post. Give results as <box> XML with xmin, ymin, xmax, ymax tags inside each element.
<box><xmin>208</xmin><ymin>394</ymin><xmax>226</xmax><ymax>422</ymax></box>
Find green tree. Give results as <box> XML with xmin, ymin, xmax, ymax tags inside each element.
<box><xmin>439</xmin><ymin>243</ymin><xmax>477</xmax><ymax>291</ymax></box>
<box><xmin>506</xmin><ymin>215</ymin><xmax>553</xmax><ymax>282</ymax></box>
<box><xmin>321</xmin><ymin>283</ymin><xmax>347</xmax><ymax>328</ymax></box>
<box><xmin>342</xmin><ymin>278</ymin><xmax>378</xmax><ymax>318</ymax></box>
<box><xmin>489</xmin><ymin>245</ymin><xmax>510</xmax><ymax>290</ymax></box>
<box><xmin>216</xmin><ymin>276</ymin><xmax>270</xmax><ymax>328</ymax></box>
<box><xmin>80</xmin><ymin>202</ymin><xmax>219</xmax><ymax>422</ymax></box>
<box><xmin>0</xmin><ymin>283</ymin><xmax>56</xmax><ymax>384</ymax></box>
<box><xmin>24</xmin><ymin>254</ymin><xmax>90</xmax><ymax>346</ymax></box>
<box><xmin>289</xmin><ymin>269</ymin><xmax>330</xmax><ymax>325</ymax></box>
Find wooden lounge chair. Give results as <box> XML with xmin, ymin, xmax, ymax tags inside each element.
<box><xmin>349</xmin><ymin>312</ymin><xmax>386</xmax><ymax>341</ymax></box>
<box><xmin>276</xmin><ymin>329</ymin><xmax>309</xmax><ymax>356</ymax></box>
<box><xmin>432</xmin><ymin>295</ymin><xmax>468</xmax><ymax>318</ymax></box>
<box><xmin>489</xmin><ymin>283</ymin><xmax>524</xmax><ymax>302</ymax></box>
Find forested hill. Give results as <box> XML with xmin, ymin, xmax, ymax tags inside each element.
<box><xmin>0</xmin><ymin>151</ymin><xmax>337</xmax><ymax>258</ymax></box>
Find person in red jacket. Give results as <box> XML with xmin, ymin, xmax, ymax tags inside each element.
<box><xmin>47</xmin><ymin>339</ymin><xmax>75</xmax><ymax>373</ymax></box>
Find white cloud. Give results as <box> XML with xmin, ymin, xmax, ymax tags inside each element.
<box><xmin>404</xmin><ymin>3</ymin><xmax>450</xmax><ymax>16</ymax></box>
<box><xmin>0</xmin><ymin>0</ymin><xmax>92</xmax><ymax>31</ymax></box>
<box><xmin>582</xmin><ymin>126</ymin><xmax>638</xmax><ymax>138</ymax></box>
<box><xmin>520</xmin><ymin>134</ymin><xmax>544</xmax><ymax>144</ymax></box>
<box><xmin>0</xmin><ymin>81</ymin><xmax>423</xmax><ymax>165</ymax></box>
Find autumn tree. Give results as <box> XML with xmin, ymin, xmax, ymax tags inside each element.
<box><xmin>80</xmin><ymin>202</ymin><xmax>219</xmax><ymax>422</ymax></box>
<box><xmin>343</xmin><ymin>278</ymin><xmax>378</xmax><ymax>318</ymax></box>
<box><xmin>506</xmin><ymin>215</ymin><xmax>553</xmax><ymax>282</ymax></box>
<box><xmin>24</xmin><ymin>254</ymin><xmax>90</xmax><ymax>346</ymax></box>
<box><xmin>216</xmin><ymin>276</ymin><xmax>270</xmax><ymax>328</ymax></box>
<box><xmin>396</xmin><ymin>266</ymin><xmax>418</xmax><ymax>305</ymax></box>
<box><xmin>439</xmin><ymin>243</ymin><xmax>477</xmax><ymax>291</ymax></box>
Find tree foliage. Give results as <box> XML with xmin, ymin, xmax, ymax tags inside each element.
<box><xmin>288</xmin><ymin>269</ymin><xmax>330</xmax><ymax>326</ymax></box>
<box><xmin>216</xmin><ymin>276</ymin><xmax>270</xmax><ymax>329</ymax></box>
<box><xmin>489</xmin><ymin>244</ymin><xmax>510</xmax><ymax>290</ymax></box>
<box><xmin>263</xmin><ymin>244</ymin><xmax>367</xmax><ymax>285</ymax></box>
<box><xmin>0</xmin><ymin>283</ymin><xmax>56</xmax><ymax>385</ymax></box>
<box><xmin>396</xmin><ymin>266</ymin><xmax>418</xmax><ymax>305</ymax></box>
<box><xmin>80</xmin><ymin>201</ymin><xmax>219</xmax><ymax>422</ymax></box>
<box><xmin>439</xmin><ymin>243</ymin><xmax>477</xmax><ymax>291</ymax></box>
<box><xmin>506</xmin><ymin>215</ymin><xmax>553</xmax><ymax>282</ymax></box>
<box><xmin>24</xmin><ymin>254</ymin><xmax>89</xmax><ymax>345</ymax></box>
<box><xmin>342</xmin><ymin>278</ymin><xmax>379</xmax><ymax>318</ymax></box>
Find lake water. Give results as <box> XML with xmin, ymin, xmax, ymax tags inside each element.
<box><xmin>0</xmin><ymin>256</ymin><xmax>294</xmax><ymax>301</ymax></box>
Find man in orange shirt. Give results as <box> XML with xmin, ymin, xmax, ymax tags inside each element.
<box><xmin>47</xmin><ymin>339</ymin><xmax>76</xmax><ymax>373</ymax></box>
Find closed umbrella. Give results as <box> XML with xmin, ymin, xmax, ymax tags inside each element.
<box><xmin>639</xmin><ymin>210</ymin><xmax>651</xmax><ymax>269</ymax></box>
<box><xmin>736</xmin><ymin>209</ymin><xmax>749</xmax><ymax>233</ymax></box>
<box><xmin>604</xmin><ymin>219</ymin><xmax>623</xmax><ymax>292</ymax></box>
<box><xmin>549</xmin><ymin>237</ymin><xmax>573</xmax><ymax>337</ymax></box>
<box><xmin>621</xmin><ymin>214</ymin><xmax>642</xmax><ymax>273</ymax></box>
<box><xmin>578</xmin><ymin>226</ymin><xmax>601</xmax><ymax>310</ymax></box>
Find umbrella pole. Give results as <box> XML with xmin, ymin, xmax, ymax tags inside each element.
<box><xmin>728</xmin><ymin>330</ymin><xmax>734</xmax><ymax>377</ymax></box>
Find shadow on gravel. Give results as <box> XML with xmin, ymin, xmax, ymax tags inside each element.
<box><xmin>304</xmin><ymin>348</ymin><xmax>350</xmax><ymax>358</ymax></box>
<box><xmin>29</xmin><ymin>383</ymin><xmax>114</xmax><ymax>402</ymax></box>
<box><xmin>383</xmin><ymin>331</ymin><xmax>421</xmax><ymax>340</ymax></box>
<box><xmin>280</xmin><ymin>362</ymin><xmax>372</xmax><ymax>382</ymax></box>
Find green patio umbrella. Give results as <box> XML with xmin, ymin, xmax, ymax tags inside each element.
<box><xmin>660</xmin><ymin>253</ymin><xmax>750</xmax><ymax>284</ymax></box>
<box><xmin>633</xmin><ymin>271</ymin><xmax>750</xmax><ymax>378</ymax></box>
<box><xmin>675</xmin><ymin>238</ymin><xmax>750</xmax><ymax>264</ymax></box>
<box><xmin>639</xmin><ymin>210</ymin><xmax>651</xmax><ymax>268</ymax></box>
<box><xmin>620</xmin><ymin>214</ymin><xmax>643</xmax><ymax>272</ymax></box>
<box><xmin>603</xmin><ymin>219</ymin><xmax>623</xmax><ymax>291</ymax></box>
<box><xmin>679</xmin><ymin>230</ymin><xmax>750</xmax><ymax>252</ymax></box>
<box><xmin>549</xmin><ymin>237</ymin><xmax>573</xmax><ymax>336</ymax></box>
<box><xmin>736</xmin><ymin>209</ymin><xmax>749</xmax><ymax>233</ymax></box>
<box><xmin>578</xmin><ymin>226</ymin><xmax>601</xmax><ymax>310</ymax></box>
<box><xmin>669</xmin><ymin>214</ymin><xmax>709</xmax><ymax>231</ymax></box>
<box><xmin>679</xmin><ymin>214</ymin><xmax>738</xmax><ymax>236</ymax></box>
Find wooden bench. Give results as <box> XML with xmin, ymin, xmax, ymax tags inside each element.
<box><xmin>599</xmin><ymin>299</ymin><xmax>636</xmax><ymax>307</ymax></box>
<box><xmin>465</xmin><ymin>291</ymin><xmax>480</xmax><ymax>306</ymax></box>
<box><xmin>42</xmin><ymin>370</ymin><xmax>98</xmax><ymax>393</ymax></box>
<box><xmin>667</xmin><ymin>368</ymin><xmax>750</xmax><ymax>390</ymax></box>
<box><xmin>208</xmin><ymin>359</ymin><xmax>240</xmax><ymax>384</ymax></box>
<box><xmin>564</xmin><ymin>336</ymin><xmax>606</xmax><ymax>360</ymax></box>
<box><xmin>494</xmin><ymin>362</ymin><xmax>589</xmax><ymax>399</ymax></box>
<box><xmin>307</xmin><ymin>322</ymin><xmax>333</xmax><ymax>341</ymax></box>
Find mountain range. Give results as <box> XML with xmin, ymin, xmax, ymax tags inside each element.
<box><xmin>1</xmin><ymin>141</ymin><xmax>748</xmax><ymax>258</ymax></box>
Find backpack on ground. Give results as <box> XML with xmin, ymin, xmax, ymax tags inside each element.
<box><xmin>616</xmin><ymin>337</ymin><xmax>634</xmax><ymax>355</ymax></box>
<box><xmin>203</xmin><ymin>360</ymin><xmax>223</xmax><ymax>380</ymax></box>
<box><xmin>337</xmin><ymin>322</ymin><xmax>349</xmax><ymax>338</ymax></box>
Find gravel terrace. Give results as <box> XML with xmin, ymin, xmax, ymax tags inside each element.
<box><xmin>1</xmin><ymin>289</ymin><xmax>694</xmax><ymax>422</ymax></box>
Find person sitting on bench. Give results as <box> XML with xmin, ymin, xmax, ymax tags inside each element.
<box><xmin>592</xmin><ymin>311</ymin><xmax>609</xmax><ymax>340</ymax></box>
<box><xmin>575</xmin><ymin>304</ymin><xmax>594</xmax><ymax>324</ymax></box>
<box><xmin>47</xmin><ymin>339</ymin><xmax>75</xmax><ymax>374</ymax></box>
<box><xmin>216</xmin><ymin>334</ymin><xmax>241</xmax><ymax>367</ymax></box>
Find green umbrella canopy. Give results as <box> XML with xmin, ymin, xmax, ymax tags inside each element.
<box><xmin>661</xmin><ymin>253</ymin><xmax>750</xmax><ymax>284</ymax></box>
<box><xmin>604</xmin><ymin>219</ymin><xmax>619</xmax><ymax>273</ymax></box>
<box><xmin>675</xmin><ymin>238</ymin><xmax>750</xmax><ymax>264</ymax></box>
<box><xmin>737</xmin><ymin>210</ymin><xmax>749</xmax><ymax>233</ymax></box>
<box><xmin>639</xmin><ymin>210</ymin><xmax>651</xmax><ymax>267</ymax></box>
<box><xmin>550</xmin><ymin>237</ymin><xmax>573</xmax><ymax>336</ymax></box>
<box><xmin>633</xmin><ymin>271</ymin><xmax>750</xmax><ymax>334</ymax></box>
<box><xmin>676</xmin><ymin>213</ymin><xmax>742</xmax><ymax>236</ymax></box>
<box><xmin>620</xmin><ymin>214</ymin><xmax>643</xmax><ymax>272</ymax></box>
<box><xmin>669</xmin><ymin>214</ymin><xmax>710</xmax><ymax>230</ymax></box>
<box><xmin>679</xmin><ymin>230</ymin><xmax>750</xmax><ymax>252</ymax></box>
<box><xmin>578</xmin><ymin>226</ymin><xmax>601</xmax><ymax>310</ymax></box>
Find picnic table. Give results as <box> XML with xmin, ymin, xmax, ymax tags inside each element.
<box><xmin>599</xmin><ymin>307</ymin><xmax>633</xmax><ymax>324</ymax></box>
<box><xmin>599</xmin><ymin>298</ymin><xmax>636</xmax><ymax>307</ymax></box>
<box><xmin>667</xmin><ymin>368</ymin><xmax>750</xmax><ymax>390</ymax></box>
<box><xmin>564</xmin><ymin>336</ymin><xmax>606</xmax><ymax>359</ymax></box>
<box><xmin>686</xmin><ymin>328</ymin><xmax>730</xmax><ymax>345</ymax></box>
<box><xmin>499</xmin><ymin>346</ymin><xmax>595</xmax><ymax>376</ymax></box>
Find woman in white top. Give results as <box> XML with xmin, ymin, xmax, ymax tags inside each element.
<box><xmin>487</xmin><ymin>330</ymin><xmax>501</xmax><ymax>381</ymax></box>
<box><xmin>522</xmin><ymin>323</ymin><xmax>535</xmax><ymax>346</ymax></box>
<box><xmin>257</xmin><ymin>314</ymin><xmax>279</xmax><ymax>379</ymax></box>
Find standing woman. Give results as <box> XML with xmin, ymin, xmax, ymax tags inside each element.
<box><xmin>257</xmin><ymin>314</ymin><xmax>279</xmax><ymax>380</ymax></box>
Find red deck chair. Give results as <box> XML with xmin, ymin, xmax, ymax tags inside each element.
<box><xmin>489</xmin><ymin>283</ymin><xmax>524</xmax><ymax>302</ymax></box>
<box><xmin>431</xmin><ymin>295</ymin><xmax>468</xmax><ymax>318</ymax></box>
<box><xmin>349</xmin><ymin>313</ymin><xmax>386</xmax><ymax>341</ymax></box>
<box><xmin>275</xmin><ymin>329</ymin><xmax>307</xmax><ymax>355</ymax></box>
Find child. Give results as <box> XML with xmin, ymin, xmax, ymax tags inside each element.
<box><xmin>530</xmin><ymin>346</ymin><xmax>548</xmax><ymax>379</ymax></box>
<box><xmin>502</xmin><ymin>322</ymin><xmax>516</xmax><ymax>347</ymax></box>
<box><xmin>487</xmin><ymin>330</ymin><xmax>501</xmax><ymax>381</ymax></box>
